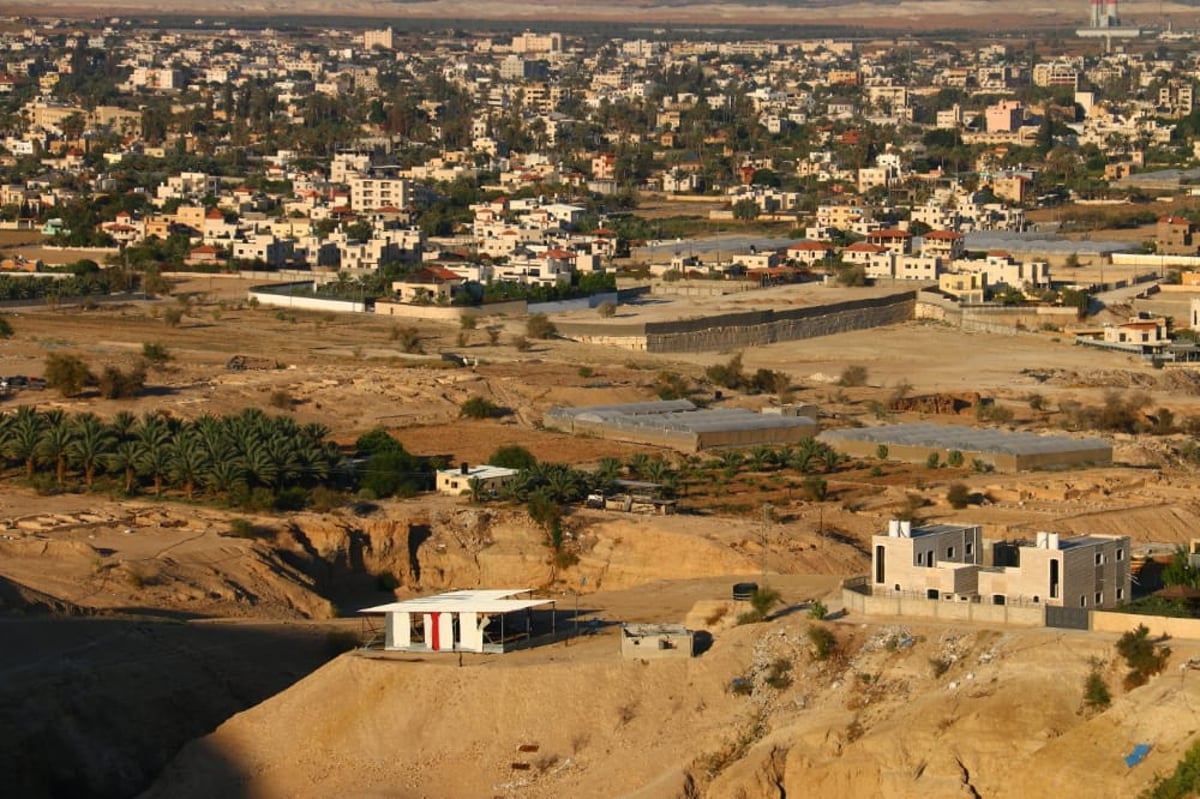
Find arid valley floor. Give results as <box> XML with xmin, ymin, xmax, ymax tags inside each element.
<box><xmin>2</xmin><ymin>262</ymin><xmax>1200</xmax><ymax>797</ymax></box>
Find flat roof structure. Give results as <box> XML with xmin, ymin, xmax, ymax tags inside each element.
<box><xmin>360</xmin><ymin>589</ymin><xmax>556</xmax><ymax>653</ymax></box>
<box><xmin>820</xmin><ymin>423</ymin><xmax>1111</xmax><ymax>472</ymax></box>
<box><xmin>544</xmin><ymin>400</ymin><xmax>818</xmax><ymax>452</ymax></box>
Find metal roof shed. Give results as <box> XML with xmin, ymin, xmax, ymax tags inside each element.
<box><xmin>360</xmin><ymin>589</ymin><xmax>556</xmax><ymax>654</ymax></box>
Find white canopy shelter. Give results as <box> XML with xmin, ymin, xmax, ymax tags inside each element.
<box><xmin>360</xmin><ymin>589</ymin><xmax>556</xmax><ymax>653</ymax></box>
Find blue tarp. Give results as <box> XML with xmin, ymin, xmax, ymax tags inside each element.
<box><xmin>1125</xmin><ymin>743</ymin><xmax>1151</xmax><ymax>768</ymax></box>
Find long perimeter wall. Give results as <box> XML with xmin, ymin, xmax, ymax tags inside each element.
<box><xmin>641</xmin><ymin>291</ymin><xmax>916</xmax><ymax>353</ymax></box>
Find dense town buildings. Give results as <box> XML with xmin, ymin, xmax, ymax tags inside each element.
<box><xmin>4</xmin><ymin>16</ymin><xmax>1200</xmax><ymax>309</ymax></box>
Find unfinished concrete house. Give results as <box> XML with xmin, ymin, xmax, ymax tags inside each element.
<box><xmin>870</xmin><ymin>521</ymin><xmax>1131</xmax><ymax>610</ymax></box>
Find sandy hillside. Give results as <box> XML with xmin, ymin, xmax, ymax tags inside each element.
<box><xmin>144</xmin><ymin>606</ymin><xmax>1200</xmax><ymax>799</ymax></box>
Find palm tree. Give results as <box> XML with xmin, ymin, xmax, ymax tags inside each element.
<box><xmin>137</xmin><ymin>437</ymin><xmax>172</xmax><ymax>497</ymax></box>
<box><xmin>169</xmin><ymin>435</ymin><xmax>209</xmax><ymax>499</ymax></box>
<box><xmin>106</xmin><ymin>440</ymin><xmax>141</xmax><ymax>493</ymax></box>
<box><xmin>790</xmin><ymin>437</ymin><xmax>821</xmax><ymax>474</ymax></box>
<box><xmin>110</xmin><ymin>410</ymin><xmax>138</xmax><ymax>442</ymax></box>
<box><xmin>204</xmin><ymin>458</ymin><xmax>246</xmax><ymax>497</ymax></box>
<box><xmin>38</xmin><ymin>422</ymin><xmax>75</xmax><ymax>486</ymax></box>
<box><xmin>467</xmin><ymin>476</ymin><xmax>486</xmax><ymax>504</ymax></box>
<box><xmin>821</xmin><ymin>446</ymin><xmax>844</xmax><ymax>474</ymax></box>
<box><xmin>718</xmin><ymin>450</ymin><xmax>744</xmax><ymax>478</ymax></box>
<box><xmin>69</xmin><ymin>414</ymin><xmax>115</xmax><ymax>489</ymax></box>
<box><xmin>642</xmin><ymin>457</ymin><xmax>673</xmax><ymax>484</ymax></box>
<box><xmin>241</xmin><ymin>438</ymin><xmax>279</xmax><ymax>489</ymax></box>
<box><xmin>544</xmin><ymin>466</ymin><xmax>581</xmax><ymax>503</ymax></box>
<box><xmin>5</xmin><ymin>407</ymin><xmax>44</xmax><ymax>479</ymax></box>
<box><xmin>747</xmin><ymin>445</ymin><xmax>773</xmax><ymax>472</ymax></box>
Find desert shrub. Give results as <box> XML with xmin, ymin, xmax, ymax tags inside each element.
<box><xmin>45</xmin><ymin>352</ymin><xmax>92</xmax><ymax>397</ymax></box>
<box><xmin>947</xmin><ymin>449</ymin><xmax>964</xmax><ymax>468</ymax></box>
<box><xmin>309</xmin><ymin>485</ymin><xmax>347</xmax><ymax>512</ymax></box>
<box><xmin>946</xmin><ymin>482</ymin><xmax>972</xmax><ymax>509</ymax></box>
<box><xmin>875</xmin><ymin>444</ymin><xmax>889</xmax><ymax>460</ymax></box>
<box><xmin>0</xmin><ymin>314</ymin><xmax>13</xmax><ymax>338</ymax></box>
<box><xmin>512</xmin><ymin>335</ymin><xmax>531</xmax><ymax>351</ymax></box>
<box><xmin>597</xmin><ymin>300</ymin><xmax>617</xmax><ymax>318</ymax></box>
<box><xmin>801</xmin><ymin>474</ymin><xmax>828</xmax><ymax>502</ymax></box>
<box><xmin>273</xmin><ymin>486</ymin><xmax>308</xmax><ymax>511</ymax></box>
<box><xmin>1141</xmin><ymin>737</ymin><xmax>1200</xmax><ymax>799</ymax></box>
<box><xmin>839</xmin><ymin>365</ymin><xmax>868</xmax><ymax>387</ymax></box>
<box><xmin>655</xmin><ymin>370</ymin><xmax>691</xmax><ymax>400</ymax></box>
<box><xmin>97</xmin><ymin>364</ymin><xmax>146</xmax><ymax>399</ymax></box>
<box><xmin>738</xmin><ymin>586</ymin><xmax>781</xmax><ymax>624</ymax></box>
<box><xmin>142</xmin><ymin>341</ymin><xmax>172</xmax><ymax>365</ymax></box>
<box><xmin>1117</xmin><ymin>624</ymin><xmax>1171</xmax><ymax>689</ymax></box>
<box><xmin>929</xmin><ymin>657</ymin><xmax>951</xmax><ymax>678</ymax></box>
<box><xmin>390</xmin><ymin>325</ymin><xmax>423</xmax><ymax>354</ymax></box>
<box><xmin>227</xmin><ymin>518</ymin><xmax>257</xmax><ymax>538</ymax></box>
<box><xmin>163</xmin><ymin>307</ymin><xmax>183</xmax><ymax>327</ymax></box>
<box><xmin>925</xmin><ymin>452</ymin><xmax>941</xmax><ymax>469</ymax></box>
<box><xmin>268</xmin><ymin>389</ymin><xmax>294</xmax><ymax>409</ymax></box>
<box><xmin>807</xmin><ymin>624</ymin><xmax>836</xmax><ymax>660</ymax></box>
<box><xmin>750</xmin><ymin>368</ymin><xmax>790</xmax><ymax>396</ymax></box>
<box><xmin>1084</xmin><ymin>663</ymin><xmax>1111</xmax><ymax>710</ymax></box>
<box><xmin>835</xmin><ymin>263</ymin><xmax>866</xmax><ymax>287</ymax></box>
<box><xmin>706</xmin><ymin>352</ymin><xmax>746</xmax><ymax>390</ymax></box>
<box><xmin>526</xmin><ymin>312</ymin><xmax>557</xmax><ymax>339</ymax></box>
<box><xmin>764</xmin><ymin>658</ymin><xmax>793</xmax><ymax>689</ymax></box>
<box><xmin>808</xmin><ymin>600</ymin><xmax>828</xmax><ymax>620</ymax></box>
<box><xmin>577</xmin><ymin>365</ymin><xmax>595</xmax><ymax>378</ymax></box>
<box><xmin>975</xmin><ymin>402</ymin><xmax>1014</xmax><ymax>424</ymax></box>
<box><xmin>459</xmin><ymin>315</ymin><xmax>477</xmax><ymax>330</ymax></box>
<box><xmin>972</xmin><ymin>458</ymin><xmax>994</xmax><ymax>473</ymax></box>
<box><xmin>460</xmin><ymin>396</ymin><xmax>504</xmax><ymax>419</ymax></box>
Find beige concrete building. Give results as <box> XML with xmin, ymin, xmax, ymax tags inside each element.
<box><xmin>872</xmin><ymin>521</ymin><xmax>984</xmax><ymax>600</ymax></box>
<box><xmin>978</xmin><ymin>531</ymin><xmax>1131</xmax><ymax>609</ymax></box>
<box><xmin>435</xmin><ymin>464</ymin><xmax>519</xmax><ymax>496</ymax></box>
<box><xmin>870</xmin><ymin>522</ymin><xmax>1131</xmax><ymax>610</ymax></box>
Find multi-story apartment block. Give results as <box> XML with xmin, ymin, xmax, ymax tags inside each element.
<box><xmin>348</xmin><ymin>176</ymin><xmax>412</xmax><ymax>211</ymax></box>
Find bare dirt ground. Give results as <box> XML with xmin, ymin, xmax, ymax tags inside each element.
<box><xmin>6</xmin><ymin>275</ymin><xmax>1200</xmax><ymax>797</ymax></box>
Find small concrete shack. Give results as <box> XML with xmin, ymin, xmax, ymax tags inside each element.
<box><xmin>361</xmin><ymin>589</ymin><xmax>556</xmax><ymax>653</ymax></box>
<box><xmin>620</xmin><ymin>623</ymin><xmax>694</xmax><ymax>659</ymax></box>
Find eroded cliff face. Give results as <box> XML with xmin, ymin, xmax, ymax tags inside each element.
<box><xmin>274</xmin><ymin>504</ymin><xmax>869</xmax><ymax>609</ymax></box>
<box><xmin>274</xmin><ymin>506</ymin><xmax>556</xmax><ymax>599</ymax></box>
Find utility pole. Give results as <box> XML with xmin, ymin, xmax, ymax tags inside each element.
<box><xmin>761</xmin><ymin>502</ymin><xmax>773</xmax><ymax>582</ymax></box>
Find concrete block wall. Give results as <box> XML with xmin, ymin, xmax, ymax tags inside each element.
<box><xmin>645</xmin><ymin>292</ymin><xmax>916</xmax><ymax>353</ymax></box>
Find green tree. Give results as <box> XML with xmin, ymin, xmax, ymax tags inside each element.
<box><xmin>44</xmin><ymin>352</ymin><xmax>92</xmax><ymax>397</ymax></box>
<box><xmin>488</xmin><ymin>445</ymin><xmax>537</xmax><ymax>471</ymax></box>
<box><xmin>732</xmin><ymin>198</ymin><xmax>760</xmax><ymax>221</ymax></box>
